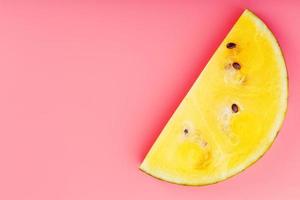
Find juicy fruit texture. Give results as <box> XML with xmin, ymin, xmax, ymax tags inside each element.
<box><xmin>140</xmin><ymin>10</ymin><xmax>288</xmax><ymax>185</ymax></box>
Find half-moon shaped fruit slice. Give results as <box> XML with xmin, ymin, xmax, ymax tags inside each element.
<box><xmin>140</xmin><ymin>9</ymin><xmax>288</xmax><ymax>186</ymax></box>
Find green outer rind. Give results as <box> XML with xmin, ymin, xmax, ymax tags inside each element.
<box><xmin>139</xmin><ymin>9</ymin><xmax>288</xmax><ymax>186</ymax></box>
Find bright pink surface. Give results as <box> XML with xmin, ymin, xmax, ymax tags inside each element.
<box><xmin>0</xmin><ymin>1</ymin><xmax>299</xmax><ymax>200</ymax></box>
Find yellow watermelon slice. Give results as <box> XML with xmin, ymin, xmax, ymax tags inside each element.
<box><xmin>140</xmin><ymin>9</ymin><xmax>288</xmax><ymax>186</ymax></box>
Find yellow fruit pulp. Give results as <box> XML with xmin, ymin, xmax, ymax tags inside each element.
<box><xmin>140</xmin><ymin>10</ymin><xmax>288</xmax><ymax>185</ymax></box>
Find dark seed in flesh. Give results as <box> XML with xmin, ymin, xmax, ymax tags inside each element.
<box><xmin>184</xmin><ymin>129</ymin><xmax>189</xmax><ymax>134</ymax></box>
<box><xmin>231</xmin><ymin>104</ymin><xmax>239</xmax><ymax>113</ymax></box>
<box><xmin>226</xmin><ymin>42</ymin><xmax>236</xmax><ymax>49</ymax></box>
<box><xmin>232</xmin><ymin>62</ymin><xmax>241</xmax><ymax>70</ymax></box>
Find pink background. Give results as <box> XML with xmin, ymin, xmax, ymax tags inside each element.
<box><xmin>0</xmin><ymin>1</ymin><xmax>299</xmax><ymax>200</ymax></box>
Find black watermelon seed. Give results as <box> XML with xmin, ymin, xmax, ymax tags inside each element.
<box><xmin>232</xmin><ymin>62</ymin><xmax>241</xmax><ymax>70</ymax></box>
<box><xmin>184</xmin><ymin>129</ymin><xmax>189</xmax><ymax>134</ymax></box>
<box><xmin>231</xmin><ymin>104</ymin><xmax>239</xmax><ymax>113</ymax></box>
<box><xmin>226</xmin><ymin>42</ymin><xmax>236</xmax><ymax>49</ymax></box>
